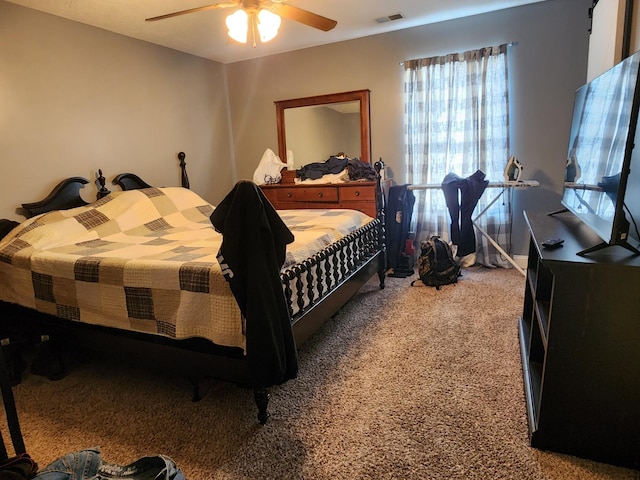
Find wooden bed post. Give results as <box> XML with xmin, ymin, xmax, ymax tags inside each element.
<box><xmin>374</xmin><ymin>158</ymin><xmax>387</xmax><ymax>289</ymax></box>
<box><xmin>97</xmin><ymin>169</ymin><xmax>111</xmax><ymax>199</ymax></box>
<box><xmin>178</xmin><ymin>152</ymin><xmax>190</xmax><ymax>189</ymax></box>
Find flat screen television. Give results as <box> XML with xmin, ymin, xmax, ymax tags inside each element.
<box><xmin>559</xmin><ymin>49</ymin><xmax>640</xmax><ymax>256</ymax></box>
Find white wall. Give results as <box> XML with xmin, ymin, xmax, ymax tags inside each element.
<box><xmin>587</xmin><ymin>0</ymin><xmax>627</xmax><ymax>80</ymax></box>
<box><xmin>0</xmin><ymin>1</ymin><xmax>233</xmax><ymax>220</ymax></box>
<box><xmin>632</xmin><ymin>0</ymin><xmax>640</xmax><ymax>53</ymax></box>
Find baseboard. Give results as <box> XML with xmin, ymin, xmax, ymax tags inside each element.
<box><xmin>514</xmin><ymin>255</ymin><xmax>528</xmax><ymax>270</ymax></box>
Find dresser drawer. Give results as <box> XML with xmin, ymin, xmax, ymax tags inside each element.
<box><xmin>259</xmin><ymin>183</ymin><xmax>378</xmax><ymax>216</ymax></box>
<box><xmin>340</xmin><ymin>185</ymin><xmax>375</xmax><ymax>202</ymax></box>
<box><xmin>276</xmin><ymin>186</ymin><xmax>339</xmax><ymax>203</ymax></box>
<box><xmin>261</xmin><ymin>188</ymin><xmax>278</xmax><ymax>206</ymax></box>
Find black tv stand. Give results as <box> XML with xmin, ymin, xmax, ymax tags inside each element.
<box><xmin>520</xmin><ymin>211</ymin><xmax>640</xmax><ymax>469</ymax></box>
<box><xmin>546</xmin><ymin>208</ymin><xmax>640</xmax><ymax>256</ymax></box>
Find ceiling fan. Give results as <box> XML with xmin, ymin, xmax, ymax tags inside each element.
<box><xmin>145</xmin><ymin>0</ymin><xmax>338</xmax><ymax>46</ymax></box>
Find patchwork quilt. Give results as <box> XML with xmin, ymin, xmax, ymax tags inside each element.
<box><xmin>0</xmin><ymin>187</ymin><xmax>373</xmax><ymax>351</ymax></box>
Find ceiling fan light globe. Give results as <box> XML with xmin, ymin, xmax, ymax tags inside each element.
<box><xmin>226</xmin><ymin>9</ymin><xmax>248</xmax><ymax>43</ymax></box>
<box><xmin>257</xmin><ymin>9</ymin><xmax>281</xmax><ymax>42</ymax></box>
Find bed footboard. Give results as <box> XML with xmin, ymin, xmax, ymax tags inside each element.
<box><xmin>282</xmin><ymin>218</ymin><xmax>384</xmax><ymax>345</ymax></box>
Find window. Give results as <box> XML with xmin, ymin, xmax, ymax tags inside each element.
<box><xmin>403</xmin><ymin>44</ymin><xmax>512</xmax><ymax>267</ymax></box>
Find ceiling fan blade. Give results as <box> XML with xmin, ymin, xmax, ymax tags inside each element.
<box><xmin>270</xmin><ymin>3</ymin><xmax>337</xmax><ymax>31</ymax></box>
<box><xmin>145</xmin><ymin>3</ymin><xmax>239</xmax><ymax>22</ymax></box>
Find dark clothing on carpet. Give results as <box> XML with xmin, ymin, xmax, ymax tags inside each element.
<box><xmin>33</xmin><ymin>448</ymin><xmax>184</xmax><ymax>479</ymax></box>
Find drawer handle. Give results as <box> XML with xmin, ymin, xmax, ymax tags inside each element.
<box><xmin>317</xmin><ymin>192</ymin><xmax>323</xmax><ymax>198</ymax></box>
<box><xmin>287</xmin><ymin>192</ymin><xmax>292</xmax><ymax>198</ymax></box>
<box><xmin>354</xmin><ymin>191</ymin><xmax>360</xmax><ymax>196</ymax></box>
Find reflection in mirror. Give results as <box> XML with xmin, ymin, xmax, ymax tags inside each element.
<box><xmin>275</xmin><ymin>90</ymin><xmax>371</xmax><ymax>169</ymax></box>
<box><xmin>285</xmin><ymin>101</ymin><xmax>361</xmax><ymax>166</ymax></box>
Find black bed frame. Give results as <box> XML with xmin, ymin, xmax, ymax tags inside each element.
<box><xmin>0</xmin><ymin>153</ymin><xmax>387</xmax><ymax>424</ymax></box>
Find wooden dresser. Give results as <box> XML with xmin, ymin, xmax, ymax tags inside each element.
<box><xmin>260</xmin><ymin>182</ymin><xmax>379</xmax><ymax>218</ymax></box>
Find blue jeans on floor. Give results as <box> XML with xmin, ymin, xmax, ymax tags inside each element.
<box><xmin>33</xmin><ymin>448</ymin><xmax>185</xmax><ymax>480</ymax></box>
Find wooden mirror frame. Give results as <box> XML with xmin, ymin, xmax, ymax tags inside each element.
<box><xmin>275</xmin><ymin>89</ymin><xmax>371</xmax><ymax>165</ymax></box>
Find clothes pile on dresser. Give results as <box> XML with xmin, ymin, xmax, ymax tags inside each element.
<box><xmin>296</xmin><ymin>154</ymin><xmax>376</xmax><ymax>183</ymax></box>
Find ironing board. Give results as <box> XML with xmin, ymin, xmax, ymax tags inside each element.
<box><xmin>470</xmin><ymin>181</ymin><xmax>539</xmax><ymax>275</ymax></box>
<box><xmin>408</xmin><ymin>180</ymin><xmax>540</xmax><ymax>276</ymax></box>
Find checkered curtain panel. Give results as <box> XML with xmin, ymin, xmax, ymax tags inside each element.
<box><xmin>403</xmin><ymin>44</ymin><xmax>512</xmax><ymax>268</ymax></box>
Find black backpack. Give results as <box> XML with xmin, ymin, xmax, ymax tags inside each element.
<box><xmin>411</xmin><ymin>236</ymin><xmax>461</xmax><ymax>289</ymax></box>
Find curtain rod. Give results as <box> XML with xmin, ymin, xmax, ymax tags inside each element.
<box><xmin>399</xmin><ymin>41</ymin><xmax>518</xmax><ymax>66</ymax></box>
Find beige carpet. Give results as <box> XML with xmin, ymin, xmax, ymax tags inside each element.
<box><xmin>5</xmin><ymin>267</ymin><xmax>640</xmax><ymax>479</ymax></box>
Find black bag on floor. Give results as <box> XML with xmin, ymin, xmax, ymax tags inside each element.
<box><xmin>411</xmin><ymin>236</ymin><xmax>461</xmax><ymax>289</ymax></box>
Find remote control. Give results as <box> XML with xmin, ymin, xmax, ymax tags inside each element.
<box><xmin>542</xmin><ymin>238</ymin><xmax>564</xmax><ymax>249</ymax></box>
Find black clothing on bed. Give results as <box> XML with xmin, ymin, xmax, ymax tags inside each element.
<box><xmin>210</xmin><ymin>180</ymin><xmax>298</xmax><ymax>387</ymax></box>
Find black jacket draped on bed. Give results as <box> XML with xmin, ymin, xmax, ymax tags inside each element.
<box><xmin>210</xmin><ymin>181</ymin><xmax>298</xmax><ymax>387</ymax></box>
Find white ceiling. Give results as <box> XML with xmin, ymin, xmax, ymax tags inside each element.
<box><xmin>6</xmin><ymin>0</ymin><xmax>548</xmax><ymax>64</ymax></box>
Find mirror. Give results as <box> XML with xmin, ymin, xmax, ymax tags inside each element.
<box><xmin>275</xmin><ymin>90</ymin><xmax>371</xmax><ymax>168</ymax></box>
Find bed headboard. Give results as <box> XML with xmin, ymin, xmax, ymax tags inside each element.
<box><xmin>17</xmin><ymin>152</ymin><xmax>190</xmax><ymax>218</ymax></box>
<box><xmin>114</xmin><ymin>151</ymin><xmax>189</xmax><ymax>191</ymax></box>
<box><xmin>20</xmin><ymin>177</ymin><xmax>90</xmax><ymax>218</ymax></box>
<box><xmin>111</xmin><ymin>173</ymin><xmax>152</xmax><ymax>192</ymax></box>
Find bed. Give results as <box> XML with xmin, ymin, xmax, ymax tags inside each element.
<box><xmin>0</xmin><ymin>160</ymin><xmax>386</xmax><ymax>424</ymax></box>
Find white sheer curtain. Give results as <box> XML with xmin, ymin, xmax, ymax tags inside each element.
<box><xmin>403</xmin><ymin>44</ymin><xmax>512</xmax><ymax>268</ymax></box>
